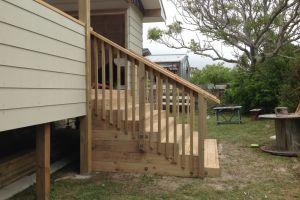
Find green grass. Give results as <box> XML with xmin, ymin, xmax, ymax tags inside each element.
<box><xmin>10</xmin><ymin>116</ymin><xmax>300</xmax><ymax>200</ymax></box>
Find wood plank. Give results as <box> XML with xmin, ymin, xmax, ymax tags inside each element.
<box><xmin>190</xmin><ymin>91</ymin><xmax>195</xmax><ymax>174</ymax></box>
<box><xmin>34</xmin><ymin>0</ymin><xmax>85</xmax><ymax>27</ymax></box>
<box><xmin>138</xmin><ymin>62</ymin><xmax>146</xmax><ymax>151</ymax></box>
<box><xmin>131</xmin><ymin>59</ymin><xmax>136</xmax><ymax>139</ymax></box>
<box><xmin>157</xmin><ymin>73</ymin><xmax>163</xmax><ymax>154</ymax></box>
<box><xmin>198</xmin><ymin>95</ymin><xmax>205</xmax><ymax>177</ymax></box>
<box><xmin>92</xmin><ymin>31</ymin><xmax>220</xmax><ymax>104</ymax></box>
<box><xmin>109</xmin><ymin>45</ymin><xmax>113</xmax><ymax>125</ymax></box>
<box><xmin>149</xmin><ymin>69</ymin><xmax>154</xmax><ymax>149</ymax></box>
<box><xmin>79</xmin><ymin>0</ymin><xmax>92</xmax><ymax>175</ymax></box>
<box><xmin>204</xmin><ymin>139</ymin><xmax>220</xmax><ymax>177</ymax></box>
<box><xmin>36</xmin><ymin>123</ymin><xmax>51</xmax><ymax>200</ymax></box>
<box><xmin>124</xmin><ymin>54</ymin><xmax>129</xmax><ymax>134</ymax></box>
<box><xmin>165</xmin><ymin>78</ymin><xmax>170</xmax><ymax>158</ymax></box>
<box><xmin>93</xmin><ymin>38</ymin><xmax>99</xmax><ymax>116</ymax></box>
<box><xmin>173</xmin><ymin>85</ymin><xmax>178</xmax><ymax>163</ymax></box>
<box><xmin>181</xmin><ymin>87</ymin><xmax>186</xmax><ymax>169</ymax></box>
<box><xmin>101</xmin><ymin>41</ymin><xmax>106</xmax><ymax>120</ymax></box>
<box><xmin>117</xmin><ymin>50</ymin><xmax>121</xmax><ymax>130</ymax></box>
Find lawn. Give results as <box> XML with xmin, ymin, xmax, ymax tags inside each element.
<box><xmin>11</xmin><ymin>116</ymin><xmax>300</xmax><ymax>200</ymax></box>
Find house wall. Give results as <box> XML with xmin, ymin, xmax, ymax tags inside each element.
<box><xmin>0</xmin><ymin>0</ymin><xmax>86</xmax><ymax>132</ymax></box>
<box><xmin>127</xmin><ymin>5</ymin><xmax>143</xmax><ymax>55</ymax></box>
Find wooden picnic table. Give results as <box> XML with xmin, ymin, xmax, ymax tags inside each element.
<box><xmin>213</xmin><ymin>106</ymin><xmax>242</xmax><ymax>125</ymax></box>
<box><xmin>259</xmin><ymin>114</ymin><xmax>300</xmax><ymax>152</ymax></box>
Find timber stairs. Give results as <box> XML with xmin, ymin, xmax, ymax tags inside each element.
<box><xmin>90</xmin><ymin>31</ymin><xmax>220</xmax><ymax>177</ymax></box>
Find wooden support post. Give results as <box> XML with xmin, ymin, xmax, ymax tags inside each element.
<box><xmin>198</xmin><ymin>95</ymin><xmax>206</xmax><ymax>177</ymax></box>
<box><xmin>36</xmin><ymin>123</ymin><xmax>51</xmax><ymax>200</ymax></box>
<box><xmin>79</xmin><ymin>0</ymin><xmax>92</xmax><ymax>174</ymax></box>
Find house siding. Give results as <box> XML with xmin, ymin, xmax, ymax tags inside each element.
<box><xmin>127</xmin><ymin>5</ymin><xmax>143</xmax><ymax>55</ymax></box>
<box><xmin>0</xmin><ymin>0</ymin><xmax>86</xmax><ymax>132</ymax></box>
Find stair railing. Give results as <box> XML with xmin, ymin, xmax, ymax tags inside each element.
<box><xmin>90</xmin><ymin>31</ymin><xmax>219</xmax><ymax>177</ymax></box>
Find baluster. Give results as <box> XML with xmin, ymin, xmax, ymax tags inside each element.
<box><xmin>157</xmin><ymin>73</ymin><xmax>163</xmax><ymax>154</ymax></box>
<box><xmin>101</xmin><ymin>41</ymin><xmax>106</xmax><ymax>120</ymax></box>
<box><xmin>165</xmin><ymin>78</ymin><xmax>170</xmax><ymax>158</ymax></box>
<box><xmin>138</xmin><ymin>62</ymin><xmax>146</xmax><ymax>151</ymax></box>
<box><xmin>131</xmin><ymin>59</ymin><xmax>136</xmax><ymax>139</ymax></box>
<box><xmin>109</xmin><ymin>45</ymin><xmax>113</xmax><ymax>125</ymax></box>
<box><xmin>173</xmin><ymin>85</ymin><xmax>178</xmax><ymax>163</ymax></box>
<box><xmin>198</xmin><ymin>95</ymin><xmax>207</xmax><ymax>177</ymax></box>
<box><xmin>190</xmin><ymin>91</ymin><xmax>195</xmax><ymax>175</ymax></box>
<box><xmin>149</xmin><ymin>69</ymin><xmax>154</xmax><ymax>150</ymax></box>
<box><xmin>116</xmin><ymin>50</ymin><xmax>121</xmax><ymax>131</ymax></box>
<box><xmin>181</xmin><ymin>87</ymin><xmax>186</xmax><ymax>169</ymax></box>
<box><xmin>155</xmin><ymin>75</ymin><xmax>159</xmax><ymax>110</ymax></box>
<box><xmin>93</xmin><ymin>38</ymin><xmax>99</xmax><ymax>116</ymax></box>
<box><xmin>124</xmin><ymin>54</ymin><xmax>128</xmax><ymax>134</ymax></box>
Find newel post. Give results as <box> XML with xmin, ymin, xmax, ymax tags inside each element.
<box><xmin>78</xmin><ymin>0</ymin><xmax>92</xmax><ymax>174</ymax></box>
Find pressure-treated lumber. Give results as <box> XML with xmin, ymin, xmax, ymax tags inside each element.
<box><xmin>91</xmin><ymin>31</ymin><xmax>220</xmax><ymax>104</ymax></box>
<box><xmin>36</xmin><ymin>123</ymin><xmax>50</xmax><ymax>200</ymax></box>
<box><xmin>79</xmin><ymin>0</ymin><xmax>92</xmax><ymax>174</ymax></box>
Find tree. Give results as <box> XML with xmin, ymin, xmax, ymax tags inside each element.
<box><xmin>148</xmin><ymin>0</ymin><xmax>300</xmax><ymax>70</ymax></box>
<box><xmin>223</xmin><ymin>44</ymin><xmax>300</xmax><ymax>113</ymax></box>
<box><xmin>190</xmin><ymin>63</ymin><xmax>233</xmax><ymax>85</ymax></box>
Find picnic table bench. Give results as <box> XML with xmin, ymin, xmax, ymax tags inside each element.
<box><xmin>213</xmin><ymin>106</ymin><xmax>242</xmax><ymax>125</ymax></box>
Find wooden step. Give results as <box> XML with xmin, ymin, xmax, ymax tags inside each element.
<box><xmin>204</xmin><ymin>139</ymin><xmax>220</xmax><ymax>177</ymax></box>
<box><xmin>91</xmin><ymin>138</ymin><xmax>220</xmax><ymax>177</ymax></box>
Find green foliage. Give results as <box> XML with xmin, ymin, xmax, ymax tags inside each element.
<box><xmin>223</xmin><ymin>44</ymin><xmax>300</xmax><ymax>113</ymax></box>
<box><xmin>190</xmin><ymin>63</ymin><xmax>233</xmax><ymax>85</ymax></box>
<box><xmin>147</xmin><ymin>27</ymin><xmax>163</xmax><ymax>41</ymax></box>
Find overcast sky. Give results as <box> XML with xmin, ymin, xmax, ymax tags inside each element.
<box><xmin>142</xmin><ymin>0</ymin><xmax>236</xmax><ymax>69</ymax></box>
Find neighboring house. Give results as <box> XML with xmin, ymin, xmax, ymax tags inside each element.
<box><xmin>142</xmin><ymin>48</ymin><xmax>152</xmax><ymax>56</ymax></box>
<box><xmin>146</xmin><ymin>54</ymin><xmax>191</xmax><ymax>79</ymax></box>
<box><xmin>206</xmin><ymin>84</ymin><xmax>229</xmax><ymax>98</ymax></box>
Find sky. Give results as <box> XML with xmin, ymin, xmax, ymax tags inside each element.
<box><xmin>142</xmin><ymin>0</ymin><xmax>236</xmax><ymax>69</ymax></box>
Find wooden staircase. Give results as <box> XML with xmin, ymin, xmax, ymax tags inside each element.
<box><xmin>91</xmin><ymin>90</ymin><xmax>220</xmax><ymax>177</ymax></box>
<box><xmin>90</xmin><ymin>32</ymin><xmax>220</xmax><ymax>177</ymax></box>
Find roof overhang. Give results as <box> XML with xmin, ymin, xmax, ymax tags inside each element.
<box><xmin>141</xmin><ymin>0</ymin><xmax>166</xmax><ymax>23</ymax></box>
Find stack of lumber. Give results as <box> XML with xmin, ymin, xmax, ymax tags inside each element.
<box><xmin>0</xmin><ymin>151</ymin><xmax>35</xmax><ymax>188</ymax></box>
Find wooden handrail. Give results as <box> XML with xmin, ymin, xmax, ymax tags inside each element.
<box><xmin>91</xmin><ymin>30</ymin><xmax>220</xmax><ymax>104</ymax></box>
<box><xmin>35</xmin><ymin>0</ymin><xmax>85</xmax><ymax>27</ymax></box>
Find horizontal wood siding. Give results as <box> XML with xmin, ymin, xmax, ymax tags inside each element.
<box><xmin>0</xmin><ymin>0</ymin><xmax>86</xmax><ymax>132</ymax></box>
<box><xmin>127</xmin><ymin>5</ymin><xmax>143</xmax><ymax>54</ymax></box>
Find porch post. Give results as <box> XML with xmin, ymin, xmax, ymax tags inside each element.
<box><xmin>78</xmin><ymin>0</ymin><xmax>92</xmax><ymax>174</ymax></box>
<box><xmin>36</xmin><ymin>123</ymin><xmax>51</xmax><ymax>200</ymax></box>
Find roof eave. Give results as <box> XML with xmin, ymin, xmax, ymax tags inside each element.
<box><xmin>142</xmin><ymin>0</ymin><xmax>166</xmax><ymax>23</ymax></box>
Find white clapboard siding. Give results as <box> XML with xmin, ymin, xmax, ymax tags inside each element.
<box><xmin>0</xmin><ymin>66</ymin><xmax>86</xmax><ymax>89</ymax></box>
<box><xmin>0</xmin><ymin>0</ymin><xmax>86</xmax><ymax>132</ymax></box>
<box><xmin>0</xmin><ymin>89</ymin><xmax>86</xmax><ymax>110</ymax></box>
<box><xmin>0</xmin><ymin>0</ymin><xmax>85</xmax><ymax>48</ymax></box>
<box><xmin>0</xmin><ymin>44</ymin><xmax>85</xmax><ymax>75</ymax></box>
<box><xmin>127</xmin><ymin>5</ymin><xmax>143</xmax><ymax>54</ymax></box>
<box><xmin>0</xmin><ymin>103</ymin><xmax>86</xmax><ymax>132</ymax></box>
<box><xmin>0</xmin><ymin>22</ymin><xmax>85</xmax><ymax>62</ymax></box>
<box><xmin>4</xmin><ymin>0</ymin><xmax>85</xmax><ymax>34</ymax></box>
